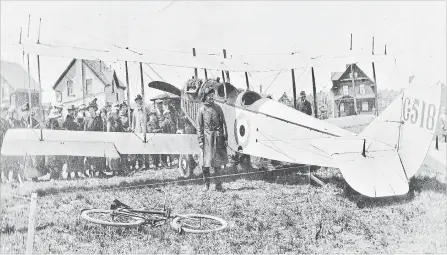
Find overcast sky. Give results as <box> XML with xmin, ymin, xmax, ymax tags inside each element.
<box><xmin>1</xmin><ymin>1</ymin><xmax>445</xmax><ymax>103</ymax></box>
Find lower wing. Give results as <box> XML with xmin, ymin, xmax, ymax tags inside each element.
<box><xmin>1</xmin><ymin>129</ymin><xmax>200</xmax><ymax>157</ymax></box>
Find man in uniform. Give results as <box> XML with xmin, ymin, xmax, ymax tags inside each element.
<box><xmin>132</xmin><ymin>94</ymin><xmax>149</xmax><ymax>169</ymax></box>
<box><xmin>197</xmin><ymin>82</ymin><xmax>229</xmax><ymax>191</ymax></box>
<box><xmin>62</xmin><ymin>105</ymin><xmax>81</xmax><ymax>179</ymax></box>
<box><xmin>147</xmin><ymin>111</ymin><xmax>161</xmax><ymax>169</ymax></box>
<box><xmin>84</xmin><ymin>98</ymin><xmax>104</xmax><ymax>176</ymax></box>
<box><xmin>119</xmin><ymin>101</ymin><xmax>131</xmax><ymax>132</ymax></box>
<box><xmin>4</xmin><ymin>106</ymin><xmax>23</xmax><ymax>182</ymax></box>
<box><xmin>296</xmin><ymin>91</ymin><xmax>312</xmax><ymax>116</ymax></box>
<box><xmin>20</xmin><ymin>103</ymin><xmax>38</xmax><ymax>128</ymax></box>
<box><xmin>76</xmin><ymin>104</ymin><xmax>86</xmax><ymax>128</ymax></box>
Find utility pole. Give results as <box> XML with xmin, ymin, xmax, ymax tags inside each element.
<box><xmin>350</xmin><ymin>33</ymin><xmax>358</xmax><ymax>114</ymax></box>
<box><xmin>26</xmin><ymin>14</ymin><xmax>33</xmax><ymax>128</ymax></box>
<box><xmin>245</xmin><ymin>72</ymin><xmax>250</xmax><ymax>91</ymax></box>
<box><xmin>372</xmin><ymin>37</ymin><xmax>379</xmax><ymax>116</ymax></box>
<box><xmin>139</xmin><ymin>62</ymin><xmax>147</xmax><ymax>143</ymax></box>
<box><xmin>37</xmin><ymin>18</ymin><xmax>43</xmax><ymax>123</ymax></box>
<box><xmin>125</xmin><ymin>61</ymin><xmax>131</xmax><ymax>124</ymax></box>
<box><xmin>311</xmin><ymin>67</ymin><xmax>318</xmax><ymax>118</ymax></box>
<box><xmin>223</xmin><ymin>49</ymin><xmax>230</xmax><ymax>83</ymax></box>
<box><xmin>222</xmin><ymin>49</ymin><xmax>228</xmax><ymax>98</ymax></box>
<box><xmin>291</xmin><ymin>69</ymin><xmax>297</xmax><ymax>109</ymax></box>
<box><xmin>350</xmin><ymin>33</ymin><xmax>353</xmax><ymax>51</ymax></box>
<box><xmin>192</xmin><ymin>48</ymin><xmax>198</xmax><ymax>79</ymax></box>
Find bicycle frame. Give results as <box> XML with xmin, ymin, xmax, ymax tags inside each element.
<box><xmin>112</xmin><ymin>208</ymin><xmax>170</xmax><ymax>226</ymax></box>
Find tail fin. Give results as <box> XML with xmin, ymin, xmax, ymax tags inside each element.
<box><xmin>361</xmin><ymin>78</ymin><xmax>442</xmax><ymax>179</ymax></box>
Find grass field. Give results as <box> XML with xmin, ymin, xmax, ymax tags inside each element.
<box><xmin>1</xmin><ymin>164</ymin><xmax>446</xmax><ymax>254</ymax></box>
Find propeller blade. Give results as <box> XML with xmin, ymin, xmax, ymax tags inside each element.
<box><xmin>148</xmin><ymin>81</ymin><xmax>181</xmax><ymax>96</ymax></box>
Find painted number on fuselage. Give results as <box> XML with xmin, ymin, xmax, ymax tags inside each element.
<box><xmin>402</xmin><ymin>97</ymin><xmax>437</xmax><ymax>131</ymax></box>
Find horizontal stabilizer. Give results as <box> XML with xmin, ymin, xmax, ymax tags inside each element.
<box><xmin>335</xmin><ymin>149</ymin><xmax>409</xmax><ymax>197</ymax></box>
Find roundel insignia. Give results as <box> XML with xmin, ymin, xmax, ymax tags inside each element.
<box><xmin>234</xmin><ymin>114</ymin><xmax>250</xmax><ymax>148</ymax></box>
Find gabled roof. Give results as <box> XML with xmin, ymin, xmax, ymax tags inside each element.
<box><xmin>1</xmin><ymin>61</ymin><xmax>40</xmax><ymax>91</ymax></box>
<box><xmin>332</xmin><ymin>64</ymin><xmax>374</xmax><ymax>84</ymax></box>
<box><xmin>331</xmin><ymin>72</ymin><xmax>343</xmax><ymax>81</ymax></box>
<box><xmin>278</xmin><ymin>93</ymin><xmax>290</xmax><ymax>102</ymax></box>
<box><xmin>53</xmin><ymin>59</ymin><xmax>126</xmax><ymax>90</ymax></box>
<box><xmin>53</xmin><ymin>59</ymin><xmax>76</xmax><ymax>90</ymax></box>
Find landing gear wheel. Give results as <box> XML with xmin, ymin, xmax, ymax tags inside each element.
<box><xmin>178</xmin><ymin>155</ymin><xmax>196</xmax><ymax>178</ymax></box>
<box><xmin>170</xmin><ymin>214</ymin><xmax>227</xmax><ymax>234</ymax></box>
<box><xmin>81</xmin><ymin>209</ymin><xmax>144</xmax><ymax>227</ymax></box>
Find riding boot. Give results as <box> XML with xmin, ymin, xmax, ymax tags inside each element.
<box><xmin>214</xmin><ymin>166</ymin><xmax>224</xmax><ymax>191</ymax></box>
<box><xmin>202</xmin><ymin>167</ymin><xmax>211</xmax><ymax>191</ymax></box>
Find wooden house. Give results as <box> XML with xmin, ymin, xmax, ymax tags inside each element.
<box><xmin>330</xmin><ymin>64</ymin><xmax>377</xmax><ymax>117</ymax></box>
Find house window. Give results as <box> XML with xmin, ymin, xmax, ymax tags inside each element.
<box><xmin>359</xmin><ymin>84</ymin><xmax>365</xmax><ymax>95</ymax></box>
<box><xmin>67</xmin><ymin>80</ymin><xmax>74</xmax><ymax>96</ymax></box>
<box><xmin>56</xmin><ymin>92</ymin><xmax>62</xmax><ymax>102</ymax></box>
<box><xmin>340</xmin><ymin>103</ymin><xmax>345</xmax><ymax>112</ymax></box>
<box><xmin>362</xmin><ymin>101</ymin><xmax>369</xmax><ymax>111</ymax></box>
<box><xmin>343</xmin><ymin>85</ymin><xmax>349</xmax><ymax>95</ymax></box>
<box><xmin>85</xmin><ymin>79</ymin><xmax>92</xmax><ymax>94</ymax></box>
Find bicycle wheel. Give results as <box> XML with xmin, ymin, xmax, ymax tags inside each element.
<box><xmin>81</xmin><ymin>209</ymin><xmax>145</xmax><ymax>227</ymax></box>
<box><xmin>171</xmin><ymin>214</ymin><xmax>227</xmax><ymax>234</ymax></box>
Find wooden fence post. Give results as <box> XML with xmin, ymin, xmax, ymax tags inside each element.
<box><xmin>26</xmin><ymin>193</ymin><xmax>38</xmax><ymax>254</ymax></box>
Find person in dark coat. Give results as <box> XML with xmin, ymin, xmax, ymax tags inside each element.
<box><xmin>62</xmin><ymin>105</ymin><xmax>82</xmax><ymax>178</ymax></box>
<box><xmin>296</xmin><ymin>91</ymin><xmax>312</xmax><ymax>116</ymax></box>
<box><xmin>43</xmin><ymin>109</ymin><xmax>64</xmax><ymax>179</ymax></box>
<box><xmin>106</xmin><ymin>105</ymin><xmax>123</xmax><ymax>174</ymax></box>
<box><xmin>3</xmin><ymin>106</ymin><xmax>25</xmax><ymax>182</ymax></box>
<box><xmin>119</xmin><ymin>101</ymin><xmax>131</xmax><ymax>132</ymax></box>
<box><xmin>84</xmin><ymin>98</ymin><xmax>104</xmax><ymax>176</ymax></box>
<box><xmin>147</xmin><ymin>111</ymin><xmax>161</xmax><ymax>169</ymax></box>
<box><xmin>20</xmin><ymin>103</ymin><xmax>38</xmax><ymax>128</ymax></box>
<box><xmin>76</xmin><ymin>104</ymin><xmax>86</xmax><ymax>127</ymax></box>
<box><xmin>197</xmin><ymin>84</ymin><xmax>229</xmax><ymax>191</ymax></box>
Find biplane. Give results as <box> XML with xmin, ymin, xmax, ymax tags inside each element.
<box><xmin>1</xmin><ymin>40</ymin><xmax>443</xmax><ymax>198</ymax></box>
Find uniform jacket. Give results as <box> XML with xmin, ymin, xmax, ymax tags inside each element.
<box><xmin>147</xmin><ymin>118</ymin><xmax>161</xmax><ymax>133</ymax></box>
<box><xmin>296</xmin><ymin>99</ymin><xmax>312</xmax><ymax>116</ymax></box>
<box><xmin>63</xmin><ymin>116</ymin><xmax>80</xmax><ymax>131</ymax></box>
<box><xmin>196</xmin><ymin>103</ymin><xmax>229</xmax><ymax>168</ymax></box>
<box><xmin>119</xmin><ymin>111</ymin><xmax>131</xmax><ymax>131</ymax></box>
<box><xmin>107</xmin><ymin>116</ymin><xmax>124</xmax><ymax>132</ymax></box>
<box><xmin>161</xmin><ymin>110</ymin><xmax>174</xmax><ymax>134</ymax></box>
<box><xmin>84</xmin><ymin>115</ymin><xmax>103</xmax><ymax>132</ymax></box>
<box><xmin>132</xmin><ymin>108</ymin><xmax>149</xmax><ymax>133</ymax></box>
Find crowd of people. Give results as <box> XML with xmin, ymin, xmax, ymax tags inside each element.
<box><xmin>0</xmin><ymin>94</ymin><xmax>183</xmax><ymax>183</ymax></box>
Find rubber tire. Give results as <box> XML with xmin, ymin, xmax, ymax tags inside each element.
<box><xmin>81</xmin><ymin>209</ymin><xmax>145</xmax><ymax>227</ymax></box>
<box><xmin>171</xmin><ymin>214</ymin><xmax>227</xmax><ymax>234</ymax></box>
<box><xmin>178</xmin><ymin>154</ymin><xmax>195</xmax><ymax>178</ymax></box>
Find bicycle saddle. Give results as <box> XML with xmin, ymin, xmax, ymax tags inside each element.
<box><xmin>110</xmin><ymin>199</ymin><xmax>131</xmax><ymax>210</ymax></box>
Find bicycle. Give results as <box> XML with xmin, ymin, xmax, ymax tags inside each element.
<box><xmin>80</xmin><ymin>189</ymin><xmax>228</xmax><ymax>234</ymax></box>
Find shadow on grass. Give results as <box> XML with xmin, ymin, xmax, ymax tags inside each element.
<box><xmin>33</xmin><ymin>164</ymin><xmax>309</xmax><ymax>198</ymax></box>
<box><xmin>329</xmin><ymin>175</ymin><xmax>446</xmax><ymax>209</ymax></box>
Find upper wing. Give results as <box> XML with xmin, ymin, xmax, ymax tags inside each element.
<box><xmin>21</xmin><ymin>42</ymin><xmax>394</xmax><ymax>72</ymax></box>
